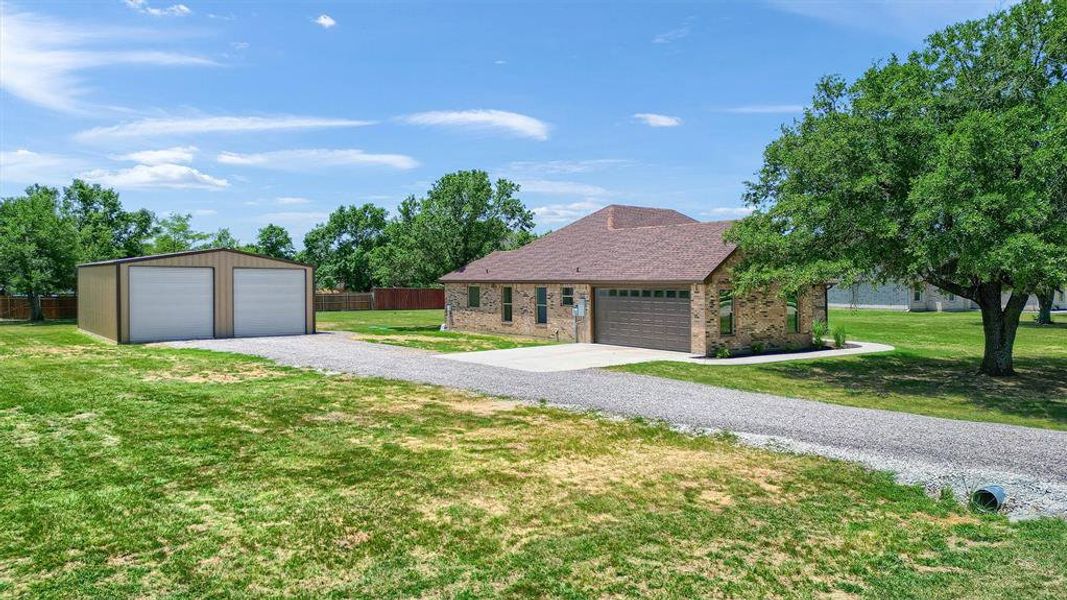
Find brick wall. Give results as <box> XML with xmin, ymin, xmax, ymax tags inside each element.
<box><xmin>703</xmin><ymin>254</ymin><xmax>823</xmax><ymax>354</ymax></box>
<box><xmin>445</xmin><ymin>266</ymin><xmax>826</xmax><ymax>355</ymax></box>
<box><xmin>445</xmin><ymin>283</ymin><xmax>592</xmax><ymax>342</ymax></box>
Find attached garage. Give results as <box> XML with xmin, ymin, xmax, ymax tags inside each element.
<box><xmin>594</xmin><ymin>287</ymin><xmax>692</xmax><ymax>352</ymax></box>
<box><xmin>77</xmin><ymin>249</ymin><xmax>314</xmax><ymax>343</ymax></box>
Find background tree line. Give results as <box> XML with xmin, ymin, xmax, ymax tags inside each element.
<box><xmin>0</xmin><ymin>170</ymin><xmax>536</xmax><ymax>320</ymax></box>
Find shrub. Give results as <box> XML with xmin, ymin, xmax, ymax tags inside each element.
<box><xmin>714</xmin><ymin>346</ymin><xmax>731</xmax><ymax>359</ymax></box>
<box><xmin>751</xmin><ymin>341</ymin><xmax>766</xmax><ymax>355</ymax></box>
<box><xmin>811</xmin><ymin>319</ymin><xmax>829</xmax><ymax>347</ymax></box>
<box><xmin>832</xmin><ymin>327</ymin><xmax>847</xmax><ymax>349</ymax></box>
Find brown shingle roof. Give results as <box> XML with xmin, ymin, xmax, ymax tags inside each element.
<box><xmin>440</xmin><ymin>205</ymin><xmax>737</xmax><ymax>283</ymax></box>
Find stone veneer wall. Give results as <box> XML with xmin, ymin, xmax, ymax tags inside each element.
<box><xmin>445</xmin><ymin>283</ymin><xmax>592</xmax><ymax>342</ymax></box>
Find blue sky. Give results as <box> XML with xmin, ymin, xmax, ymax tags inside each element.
<box><xmin>0</xmin><ymin>0</ymin><xmax>1010</xmax><ymax>245</ymax></box>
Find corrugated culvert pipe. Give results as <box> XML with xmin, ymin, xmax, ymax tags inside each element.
<box><xmin>971</xmin><ymin>485</ymin><xmax>1006</xmax><ymax>512</ymax></box>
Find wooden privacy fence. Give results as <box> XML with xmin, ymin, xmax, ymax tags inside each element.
<box><xmin>0</xmin><ymin>296</ymin><xmax>78</xmax><ymax>320</ymax></box>
<box><xmin>314</xmin><ymin>293</ymin><xmax>373</xmax><ymax>312</ymax></box>
<box><xmin>372</xmin><ymin>287</ymin><xmax>445</xmax><ymax>310</ymax></box>
<box><xmin>0</xmin><ymin>288</ymin><xmax>441</xmax><ymax>318</ymax></box>
<box><xmin>314</xmin><ymin>288</ymin><xmax>445</xmax><ymax>312</ymax></box>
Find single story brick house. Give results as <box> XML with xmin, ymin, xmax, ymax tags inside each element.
<box><xmin>439</xmin><ymin>204</ymin><xmax>827</xmax><ymax>355</ymax></box>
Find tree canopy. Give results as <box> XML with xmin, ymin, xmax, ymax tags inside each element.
<box><xmin>60</xmin><ymin>179</ymin><xmax>155</xmax><ymax>263</ymax></box>
<box><xmin>300</xmin><ymin>204</ymin><xmax>388</xmax><ymax>291</ymax></box>
<box><xmin>254</xmin><ymin>224</ymin><xmax>295</xmax><ymax>260</ymax></box>
<box><xmin>148</xmin><ymin>213</ymin><xmax>212</xmax><ymax>254</ymax></box>
<box><xmin>0</xmin><ymin>186</ymin><xmax>79</xmax><ymax>320</ymax></box>
<box><xmin>369</xmin><ymin>170</ymin><xmax>535</xmax><ymax>287</ymax></box>
<box><xmin>726</xmin><ymin>0</ymin><xmax>1066</xmax><ymax>376</ymax></box>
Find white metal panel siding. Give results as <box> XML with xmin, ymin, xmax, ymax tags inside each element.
<box><xmin>129</xmin><ymin>267</ymin><xmax>214</xmax><ymax>343</ymax></box>
<box><xmin>233</xmin><ymin>268</ymin><xmax>306</xmax><ymax>337</ymax></box>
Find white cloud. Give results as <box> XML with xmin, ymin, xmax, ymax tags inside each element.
<box><xmin>0</xmin><ymin>8</ymin><xmax>213</xmax><ymax>113</ymax></box>
<box><xmin>81</xmin><ymin>164</ymin><xmax>229</xmax><ymax>189</ymax></box>
<box><xmin>722</xmin><ymin>104</ymin><xmax>805</xmax><ymax>114</ymax></box>
<box><xmin>766</xmin><ymin>0</ymin><xmax>1006</xmax><ymax>38</ymax></box>
<box><xmin>314</xmin><ymin>14</ymin><xmax>337</xmax><ymax>29</ymax></box>
<box><xmin>505</xmin><ymin>159</ymin><xmax>632</xmax><ymax>175</ymax></box>
<box><xmin>0</xmin><ymin>149</ymin><xmax>87</xmax><ymax>184</ymax></box>
<box><xmin>192</xmin><ymin>208</ymin><xmax>217</xmax><ymax>216</ymax></box>
<box><xmin>113</xmin><ymin>146</ymin><xmax>197</xmax><ymax>165</ymax></box>
<box><xmin>701</xmin><ymin>206</ymin><xmax>753</xmax><ymax>218</ymax></box>
<box><xmin>652</xmin><ymin>18</ymin><xmax>694</xmax><ymax>44</ymax></box>
<box><xmin>230</xmin><ymin>41</ymin><xmax>250</xmax><ymax>50</ymax></box>
<box><xmin>255</xmin><ymin>211</ymin><xmax>329</xmax><ymax>224</ymax></box>
<box><xmin>124</xmin><ymin>1</ymin><xmax>191</xmax><ymax>17</ymax></box>
<box><xmin>400</xmin><ymin>109</ymin><xmax>550</xmax><ymax>141</ymax></box>
<box><xmin>76</xmin><ymin>115</ymin><xmax>373</xmax><ymax>142</ymax></box>
<box><xmin>633</xmin><ymin>113</ymin><xmax>682</xmax><ymax>127</ymax></box>
<box><xmin>519</xmin><ymin>179</ymin><xmax>611</xmax><ymax>197</ymax></box>
<box><xmin>276</xmin><ymin>196</ymin><xmax>311</xmax><ymax>205</ymax></box>
<box><xmin>531</xmin><ymin>201</ymin><xmax>605</xmax><ymax>225</ymax></box>
<box><xmin>217</xmin><ymin>148</ymin><xmax>418</xmax><ymax>170</ymax></box>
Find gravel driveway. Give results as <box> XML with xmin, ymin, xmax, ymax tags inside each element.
<box><xmin>170</xmin><ymin>333</ymin><xmax>1067</xmax><ymax>519</ymax></box>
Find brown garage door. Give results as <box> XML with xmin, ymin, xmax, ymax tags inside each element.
<box><xmin>594</xmin><ymin>287</ymin><xmax>692</xmax><ymax>352</ymax></box>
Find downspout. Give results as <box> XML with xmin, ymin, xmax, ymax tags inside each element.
<box><xmin>824</xmin><ymin>283</ymin><xmax>832</xmax><ymax>328</ymax></box>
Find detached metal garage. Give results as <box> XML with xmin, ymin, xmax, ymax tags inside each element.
<box><xmin>77</xmin><ymin>249</ymin><xmax>314</xmax><ymax>343</ymax></box>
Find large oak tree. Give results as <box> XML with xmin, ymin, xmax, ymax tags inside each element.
<box><xmin>0</xmin><ymin>186</ymin><xmax>79</xmax><ymax>321</ymax></box>
<box><xmin>726</xmin><ymin>0</ymin><xmax>1066</xmax><ymax>376</ymax></box>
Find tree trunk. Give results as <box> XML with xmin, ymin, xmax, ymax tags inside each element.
<box><xmin>27</xmin><ymin>292</ymin><xmax>44</xmax><ymax>322</ymax></box>
<box><xmin>976</xmin><ymin>284</ymin><xmax>1027</xmax><ymax>377</ymax></box>
<box><xmin>1036</xmin><ymin>288</ymin><xmax>1054</xmax><ymax>325</ymax></box>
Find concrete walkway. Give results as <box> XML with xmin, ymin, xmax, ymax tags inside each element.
<box><xmin>437</xmin><ymin>341</ymin><xmax>895</xmax><ymax>372</ymax></box>
<box><xmin>169</xmin><ymin>333</ymin><xmax>1067</xmax><ymax>518</ymax></box>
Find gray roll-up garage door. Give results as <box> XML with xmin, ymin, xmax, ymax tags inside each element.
<box><xmin>129</xmin><ymin>267</ymin><xmax>214</xmax><ymax>343</ymax></box>
<box><xmin>594</xmin><ymin>287</ymin><xmax>692</xmax><ymax>352</ymax></box>
<box><xmin>233</xmin><ymin>268</ymin><xmax>306</xmax><ymax>337</ymax></box>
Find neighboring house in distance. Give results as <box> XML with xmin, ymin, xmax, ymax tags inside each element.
<box><xmin>439</xmin><ymin>204</ymin><xmax>827</xmax><ymax>355</ymax></box>
<box><xmin>829</xmin><ymin>281</ymin><xmax>1067</xmax><ymax>312</ymax></box>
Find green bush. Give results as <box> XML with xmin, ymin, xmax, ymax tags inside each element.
<box><xmin>811</xmin><ymin>319</ymin><xmax>829</xmax><ymax>347</ymax></box>
<box><xmin>714</xmin><ymin>346</ymin><xmax>731</xmax><ymax>359</ymax></box>
<box><xmin>832</xmin><ymin>327</ymin><xmax>847</xmax><ymax>349</ymax></box>
<box><xmin>751</xmin><ymin>341</ymin><xmax>766</xmax><ymax>355</ymax></box>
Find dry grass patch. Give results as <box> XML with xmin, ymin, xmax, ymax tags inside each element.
<box><xmin>142</xmin><ymin>362</ymin><xmax>283</xmax><ymax>384</ymax></box>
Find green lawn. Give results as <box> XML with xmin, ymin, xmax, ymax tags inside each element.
<box><xmin>3</xmin><ymin>322</ymin><xmax>1065</xmax><ymax>598</ymax></box>
<box><xmin>616</xmin><ymin>309</ymin><xmax>1067</xmax><ymax>431</ymax></box>
<box><xmin>317</xmin><ymin>309</ymin><xmax>557</xmax><ymax>353</ymax></box>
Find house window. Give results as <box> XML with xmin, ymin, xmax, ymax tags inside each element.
<box><xmin>502</xmin><ymin>287</ymin><xmax>513</xmax><ymax>322</ymax></box>
<box><xmin>786</xmin><ymin>292</ymin><xmax>799</xmax><ymax>333</ymax></box>
<box><xmin>666</xmin><ymin>290</ymin><xmax>677</xmax><ymax>298</ymax></box>
<box><xmin>535</xmin><ymin>287</ymin><xmax>548</xmax><ymax>324</ymax></box>
<box><xmin>679</xmin><ymin>290</ymin><xmax>691</xmax><ymax>299</ymax></box>
<box><xmin>913</xmin><ymin>284</ymin><xmax>923</xmax><ymax>302</ymax></box>
<box><xmin>947</xmin><ymin>293</ymin><xmax>955</xmax><ymax>301</ymax></box>
<box><xmin>561</xmin><ymin>287</ymin><xmax>574</xmax><ymax>306</ymax></box>
<box><xmin>719</xmin><ymin>289</ymin><xmax>734</xmax><ymax>335</ymax></box>
<box><xmin>468</xmin><ymin>286</ymin><xmax>480</xmax><ymax>308</ymax></box>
